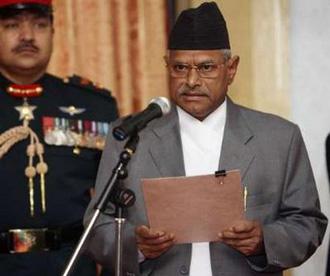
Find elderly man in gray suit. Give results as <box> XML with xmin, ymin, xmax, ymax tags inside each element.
<box><xmin>84</xmin><ymin>2</ymin><xmax>327</xmax><ymax>275</ymax></box>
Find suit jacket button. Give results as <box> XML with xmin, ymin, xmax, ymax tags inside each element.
<box><xmin>179</xmin><ymin>265</ymin><xmax>189</xmax><ymax>275</ymax></box>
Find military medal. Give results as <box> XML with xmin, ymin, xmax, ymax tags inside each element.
<box><xmin>73</xmin><ymin>120</ymin><xmax>83</xmax><ymax>154</ymax></box>
<box><xmin>42</xmin><ymin>116</ymin><xmax>109</xmax><ymax>152</ymax></box>
<box><xmin>58</xmin><ymin>106</ymin><xmax>86</xmax><ymax>154</ymax></box>
<box><xmin>43</xmin><ymin>116</ymin><xmax>56</xmax><ymax>145</ymax></box>
<box><xmin>15</xmin><ymin>99</ymin><xmax>37</xmax><ymax>121</ymax></box>
<box><xmin>7</xmin><ymin>84</ymin><xmax>42</xmax><ymax>124</ymax></box>
<box><xmin>0</xmin><ymin>84</ymin><xmax>48</xmax><ymax>217</ymax></box>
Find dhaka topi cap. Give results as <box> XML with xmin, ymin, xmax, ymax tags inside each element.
<box><xmin>168</xmin><ymin>1</ymin><xmax>230</xmax><ymax>50</ymax></box>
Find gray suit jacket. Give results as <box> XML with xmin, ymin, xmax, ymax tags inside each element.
<box><xmin>84</xmin><ymin>98</ymin><xmax>327</xmax><ymax>276</ymax></box>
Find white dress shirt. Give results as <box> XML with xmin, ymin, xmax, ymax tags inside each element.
<box><xmin>177</xmin><ymin>99</ymin><xmax>227</xmax><ymax>276</ymax></box>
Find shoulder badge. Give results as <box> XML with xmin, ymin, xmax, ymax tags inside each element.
<box><xmin>63</xmin><ymin>75</ymin><xmax>112</xmax><ymax>96</ymax></box>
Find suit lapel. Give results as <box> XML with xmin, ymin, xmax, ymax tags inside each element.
<box><xmin>148</xmin><ymin>106</ymin><xmax>186</xmax><ymax>177</ymax></box>
<box><xmin>147</xmin><ymin>99</ymin><xmax>255</xmax><ymax>180</ymax></box>
<box><xmin>219</xmin><ymin>99</ymin><xmax>255</xmax><ymax>181</ymax></box>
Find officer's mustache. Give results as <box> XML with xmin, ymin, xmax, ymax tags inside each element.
<box><xmin>13</xmin><ymin>42</ymin><xmax>39</xmax><ymax>53</ymax></box>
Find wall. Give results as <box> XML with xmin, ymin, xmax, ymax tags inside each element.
<box><xmin>290</xmin><ymin>1</ymin><xmax>330</xmax><ymax>275</ymax></box>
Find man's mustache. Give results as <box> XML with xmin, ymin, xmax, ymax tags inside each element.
<box><xmin>13</xmin><ymin>42</ymin><xmax>39</xmax><ymax>53</ymax></box>
<box><xmin>178</xmin><ymin>85</ymin><xmax>208</xmax><ymax>96</ymax></box>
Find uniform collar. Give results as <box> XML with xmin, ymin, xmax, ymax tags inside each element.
<box><xmin>0</xmin><ymin>72</ymin><xmax>46</xmax><ymax>97</ymax></box>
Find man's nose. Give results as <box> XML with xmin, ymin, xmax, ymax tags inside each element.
<box><xmin>186</xmin><ymin>67</ymin><xmax>201</xmax><ymax>88</ymax></box>
<box><xmin>19</xmin><ymin>23</ymin><xmax>34</xmax><ymax>41</ymax></box>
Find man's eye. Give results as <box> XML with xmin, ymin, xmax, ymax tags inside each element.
<box><xmin>36</xmin><ymin>23</ymin><xmax>47</xmax><ymax>28</ymax></box>
<box><xmin>4</xmin><ymin>22</ymin><xmax>19</xmax><ymax>29</ymax></box>
<box><xmin>173</xmin><ymin>64</ymin><xmax>189</xmax><ymax>72</ymax></box>
<box><xmin>34</xmin><ymin>20</ymin><xmax>50</xmax><ymax>29</ymax></box>
<box><xmin>198</xmin><ymin>64</ymin><xmax>216</xmax><ymax>72</ymax></box>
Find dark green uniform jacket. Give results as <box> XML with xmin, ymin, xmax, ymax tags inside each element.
<box><xmin>0</xmin><ymin>73</ymin><xmax>118</xmax><ymax>276</ymax></box>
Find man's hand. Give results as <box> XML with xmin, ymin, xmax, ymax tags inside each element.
<box><xmin>218</xmin><ymin>220</ymin><xmax>264</xmax><ymax>256</ymax></box>
<box><xmin>135</xmin><ymin>225</ymin><xmax>176</xmax><ymax>259</ymax></box>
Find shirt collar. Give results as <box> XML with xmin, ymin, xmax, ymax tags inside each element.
<box><xmin>177</xmin><ymin>98</ymin><xmax>227</xmax><ymax>133</ymax></box>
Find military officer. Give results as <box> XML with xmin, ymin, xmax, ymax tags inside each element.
<box><xmin>0</xmin><ymin>0</ymin><xmax>118</xmax><ymax>275</ymax></box>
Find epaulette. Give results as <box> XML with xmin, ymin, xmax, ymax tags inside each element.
<box><xmin>63</xmin><ymin>74</ymin><xmax>112</xmax><ymax>97</ymax></box>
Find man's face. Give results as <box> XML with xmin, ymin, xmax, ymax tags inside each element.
<box><xmin>0</xmin><ymin>11</ymin><xmax>53</xmax><ymax>77</ymax></box>
<box><xmin>167</xmin><ymin>50</ymin><xmax>239</xmax><ymax>120</ymax></box>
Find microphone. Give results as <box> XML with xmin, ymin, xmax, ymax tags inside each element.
<box><xmin>113</xmin><ymin>97</ymin><xmax>171</xmax><ymax>141</ymax></box>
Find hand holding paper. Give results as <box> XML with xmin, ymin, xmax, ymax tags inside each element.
<box><xmin>135</xmin><ymin>225</ymin><xmax>176</xmax><ymax>259</ymax></box>
<box><xmin>218</xmin><ymin>220</ymin><xmax>264</xmax><ymax>256</ymax></box>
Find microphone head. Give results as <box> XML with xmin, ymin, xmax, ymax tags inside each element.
<box><xmin>113</xmin><ymin>97</ymin><xmax>171</xmax><ymax>141</ymax></box>
<box><xmin>150</xmin><ymin>97</ymin><xmax>171</xmax><ymax>115</ymax></box>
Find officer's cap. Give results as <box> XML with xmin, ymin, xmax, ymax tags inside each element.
<box><xmin>0</xmin><ymin>0</ymin><xmax>52</xmax><ymax>16</ymax></box>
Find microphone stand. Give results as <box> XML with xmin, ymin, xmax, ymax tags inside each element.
<box><xmin>62</xmin><ymin>134</ymin><xmax>139</xmax><ymax>276</ymax></box>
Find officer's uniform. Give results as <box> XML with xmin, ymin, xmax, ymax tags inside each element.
<box><xmin>0</xmin><ymin>73</ymin><xmax>118</xmax><ymax>275</ymax></box>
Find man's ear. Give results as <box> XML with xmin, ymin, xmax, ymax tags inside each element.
<box><xmin>227</xmin><ymin>55</ymin><xmax>240</xmax><ymax>85</ymax></box>
<box><xmin>163</xmin><ymin>54</ymin><xmax>169</xmax><ymax>66</ymax></box>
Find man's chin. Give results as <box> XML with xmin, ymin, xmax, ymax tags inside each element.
<box><xmin>12</xmin><ymin>60</ymin><xmax>47</xmax><ymax>74</ymax></box>
<box><xmin>179</xmin><ymin>105</ymin><xmax>209</xmax><ymax>121</ymax></box>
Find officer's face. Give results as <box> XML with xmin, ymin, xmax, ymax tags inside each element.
<box><xmin>0</xmin><ymin>11</ymin><xmax>53</xmax><ymax>79</ymax></box>
<box><xmin>167</xmin><ymin>50</ymin><xmax>239</xmax><ymax>121</ymax></box>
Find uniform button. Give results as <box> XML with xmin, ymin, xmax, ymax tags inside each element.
<box><xmin>179</xmin><ymin>265</ymin><xmax>189</xmax><ymax>275</ymax></box>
